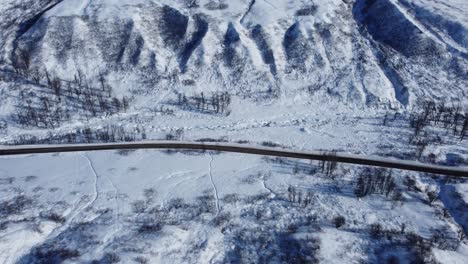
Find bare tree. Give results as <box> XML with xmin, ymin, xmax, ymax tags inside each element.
<box><xmin>13</xmin><ymin>48</ymin><xmax>32</xmax><ymax>76</ymax></box>
<box><xmin>51</xmin><ymin>77</ymin><xmax>62</xmax><ymax>99</ymax></box>
<box><xmin>461</xmin><ymin>116</ymin><xmax>467</xmax><ymax>140</ymax></box>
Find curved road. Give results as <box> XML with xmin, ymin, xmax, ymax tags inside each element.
<box><xmin>0</xmin><ymin>141</ymin><xmax>466</xmax><ymax>177</ymax></box>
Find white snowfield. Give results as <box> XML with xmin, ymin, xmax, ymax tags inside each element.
<box><xmin>0</xmin><ymin>150</ymin><xmax>468</xmax><ymax>263</ymax></box>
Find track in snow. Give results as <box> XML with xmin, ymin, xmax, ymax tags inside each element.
<box><xmin>208</xmin><ymin>153</ymin><xmax>220</xmax><ymax>216</ymax></box>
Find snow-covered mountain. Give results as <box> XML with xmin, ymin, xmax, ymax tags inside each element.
<box><xmin>1</xmin><ymin>0</ymin><xmax>466</xmax><ymax>107</ymax></box>
<box><xmin>0</xmin><ymin>1</ymin><xmax>467</xmax><ymax>264</ymax></box>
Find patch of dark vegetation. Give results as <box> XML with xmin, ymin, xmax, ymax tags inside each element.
<box><xmin>369</xmin><ymin>222</ymin><xmax>459</xmax><ymax>263</ymax></box>
<box><xmin>11</xmin><ymin>124</ymin><xmax>147</xmax><ymax>145</ymax></box>
<box><xmin>165</xmin><ymin>128</ymin><xmax>184</xmax><ymax>141</ymax></box>
<box><xmin>355</xmin><ymin>168</ymin><xmax>399</xmax><ymax>199</ymax></box>
<box><xmin>17</xmin><ymin>215</ymin><xmax>103</xmax><ymax>263</ymax></box>
<box><xmin>24</xmin><ymin>175</ymin><xmax>38</xmax><ymax>182</ymax></box>
<box><xmin>333</xmin><ymin>215</ymin><xmax>346</xmax><ymax>228</ymax></box>
<box><xmin>115</xmin><ymin>149</ymin><xmax>137</xmax><ymax>156</ymax></box>
<box><xmin>318</xmin><ymin>151</ymin><xmax>339</xmax><ymax>178</ymax></box>
<box><xmin>48</xmin><ymin>187</ymin><xmax>59</xmax><ymax>192</ymax></box>
<box><xmin>382</xmin><ymin>100</ymin><xmax>467</xmax><ymax>163</ymax></box>
<box><xmin>11</xmin><ymin>62</ymin><xmax>130</xmax><ymax>129</ymax></box>
<box><xmin>224</xmin><ymin>227</ymin><xmax>320</xmax><ymax>263</ymax></box>
<box><xmin>23</xmin><ymin>247</ymin><xmax>80</xmax><ymax>264</ymax></box>
<box><xmin>170</xmin><ymin>92</ymin><xmax>232</xmax><ymax>116</ymax></box>
<box><xmin>222</xmin><ymin>194</ymin><xmax>241</xmax><ymax>204</ymax></box>
<box><xmin>132</xmin><ymin>188</ymin><xmax>219</xmax><ymax>235</ymax></box>
<box><xmin>288</xmin><ymin>185</ymin><xmax>316</xmax><ymax>207</ymax></box>
<box><xmin>261</xmin><ymin>141</ymin><xmax>282</xmax><ymax>148</ymax></box>
<box><xmin>40</xmin><ymin>211</ymin><xmax>66</xmax><ymax>224</ymax></box>
<box><xmin>409</xmin><ymin>100</ymin><xmax>465</xmax><ymax>143</ymax></box>
<box><xmin>296</xmin><ymin>5</ymin><xmax>318</xmax><ymax>16</ymax></box>
<box><xmin>163</xmin><ymin>149</ymin><xmax>211</xmax><ymax>156</ymax></box>
<box><xmin>0</xmin><ymin>195</ymin><xmax>33</xmax><ymax>217</ymax></box>
<box><xmin>93</xmin><ymin>252</ymin><xmax>121</xmax><ymax>263</ymax></box>
<box><xmin>138</xmin><ymin>223</ymin><xmax>162</xmax><ymax>234</ymax></box>
<box><xmin>373</xmin><ymin>231</ymin><xmax>442</xmax><ymax>264</ymax></box>
<box><xmin>133</xmin><ymin>256</ymin><xmax>149</xmax><ymax>264</ymax></box>
<box><xmin>195</xmin><ymin>137</ymin><xmax>229</xmax><ymax>143</ymax></box>
<box><xmin>205</xmin><ymin>1</ymin><xmax>228</xmax><ymax>10</ymax></box>
<box><xmin>0</xmin><ymin>177</ymin><xmax>15</xmax><ymax>185</ymax></box>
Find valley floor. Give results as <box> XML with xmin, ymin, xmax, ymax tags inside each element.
<box><xmin>0</xmin><ymin>150</ymin><xmax>467</xmax><ymax>263</ymax></box>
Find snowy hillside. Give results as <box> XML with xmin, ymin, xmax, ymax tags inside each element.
<box><xmin>0</xmin><ymin>0</ymin><xmax>467</xmax><ymax>263</ymax></box>
<box><xmin>0</xmin><ymin>0</ymin><xmax>466</xmax><ymax>155</ymax></box>
<box><xmin>1</xmin><ymin>0</ymin><xmax>467</xmax><ymax>107</ymax></box>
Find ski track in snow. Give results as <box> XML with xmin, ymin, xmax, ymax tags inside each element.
<box><xmin>208</xmin><ymin>153</ymin><xmax>220</xmax><ymax>216</ymax></box>
<box><xmin>82</xmin><ymin>152</ymin><xmax>99</xmax><ymax>217</ymax></box>
<box><xmin>261</xmin><ymin>174</ymin><xmax>276</xmax><ymax>198</ymax></box>
<box><xmin>263</xmin><ymin>0</ymin><xmax>277</xmax><ymax>9</ymax></box>
<box><xmin>100</xmin><ymin>157</ymin><xmax>122</xmax><ymax>250</ymax></box>
<box><xmin>30</xmin><ymin>153</ymin><xmax>99</xmax><ymax>245</ymax></box>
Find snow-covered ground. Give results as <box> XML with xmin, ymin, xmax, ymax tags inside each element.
<box><xmin>0</xmin><ymin>150</ymin><xmax>467</xmax><ymax>263</ymax></box>
<box><xmin>0</xmin><ymin>0</ymin><xmax>467</xmax><ymax>263</ymax></box>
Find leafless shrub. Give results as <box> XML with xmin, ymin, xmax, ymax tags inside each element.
<box><xmin>33</xmin><ymin>186</ymin><xmax>43</xmax><ymax>193</ymax></box>
<box><xmin>144</xmin><ymin>188</ymin><xmax>157</xmax><ymax>204</ymax></box>
<box><xmin>261</xmin><ymin>141</ymin><xmax>281</xmax><ymax>148</ymax></box>
<box><xmin>49</xmin><ymin>187</ymin><xmax>59</xmax><ymax>192</ymax></box>
<box><xmin>195</xmin><ymin>194</ymin><xmax>215</xmax><ymax>214</ymax></box>
<box><xmin>213</xmin><ymin>212</ymin><xmax>232</xmax><ymax>227</ymax></box>
<box><xmin>138</xmin><ymin>222</ymin><xmax>162</xmax><ymax>234</ymax></box>
<box><xmin>0</xmin><ymin>177</ymin><xmax>15</xmax><ymax>185</ymax></box>
<box><xmin>426</xmin><ymin>190</ymin><xmax>438</xmax><ymax>205</ymax></box>
<box><xmin>332</xmin><ymin>215</ymin><xmax>346</xmax><ymax>228</ymax></box>
<box><xmin>132</xmin><ymin>200</ymin><xmax>147</xmax><ymax>214</ymax></box>
<box><xmin>24</xmin><ymin>175</ymin><xmax>38</xmax><ymax>182</ymax></box>
<box><xmin>205</xmin><ymin>1</ymin><xmax>228</xmax><ymax>10</ymax></box>
<box><xmin>133</xmin><ymin>256</ymin><xmax>149</xmax><ymax>264</ymax></box>
<box><xmin>97</xmin><ymin>252</ymin><xmax>121</xmax><ymax>263</ymax></box>
<box><xmin>404</xmin><ymin>176</ymin><xmax>421</xmax><ymax>192</ymax></box>
<box><xmin>370</xmin><ymin>223</ymin><xmax>383</xmax><ymax>239</ymax></box>
<box><xmin>222</xmin><ymin>194</ymin><xmax>241</xmax><ymax>204</ymax></box>
<box><xmin>405</xmin><ymin>232</ymin><xmax>438</xmax><ymax>263</ymax></box>
<box><xmin>115</xmin><ymin>149</ymin><xmax>137</xmax><ymax>156</ymax></box>
<box><xmin>40</xmin><ymin>211</ymin><xmax>66</xmax><ymax>224</ymax></box>
<box><xmin>296</xmin><ymin>5</ymin><xmax>318</xmax><ymax>16</ymax></box>
<box><xmin>165</xmin><ymin>198</ymin><xmax>189</xmax><ymax>211</ymax></box>
<box><xmin>175</xmin><ymin>92</ymin><xmax>231</xmax><ymax>115</ymax></box>
<box><xmin>0</xmin><ymin>195</ymin><xmax>33</xmax><ymax>217</ymax></box>
<box><xmin>31</xmin><ymin>247</ymin><xmax>80</xmax><ymax>263</ymax></box>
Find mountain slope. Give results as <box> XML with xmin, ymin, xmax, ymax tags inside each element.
<box><xmin>1</xmin><ymin>0</ymin><xmax>466</xmax><ymax>108</ymax></box>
